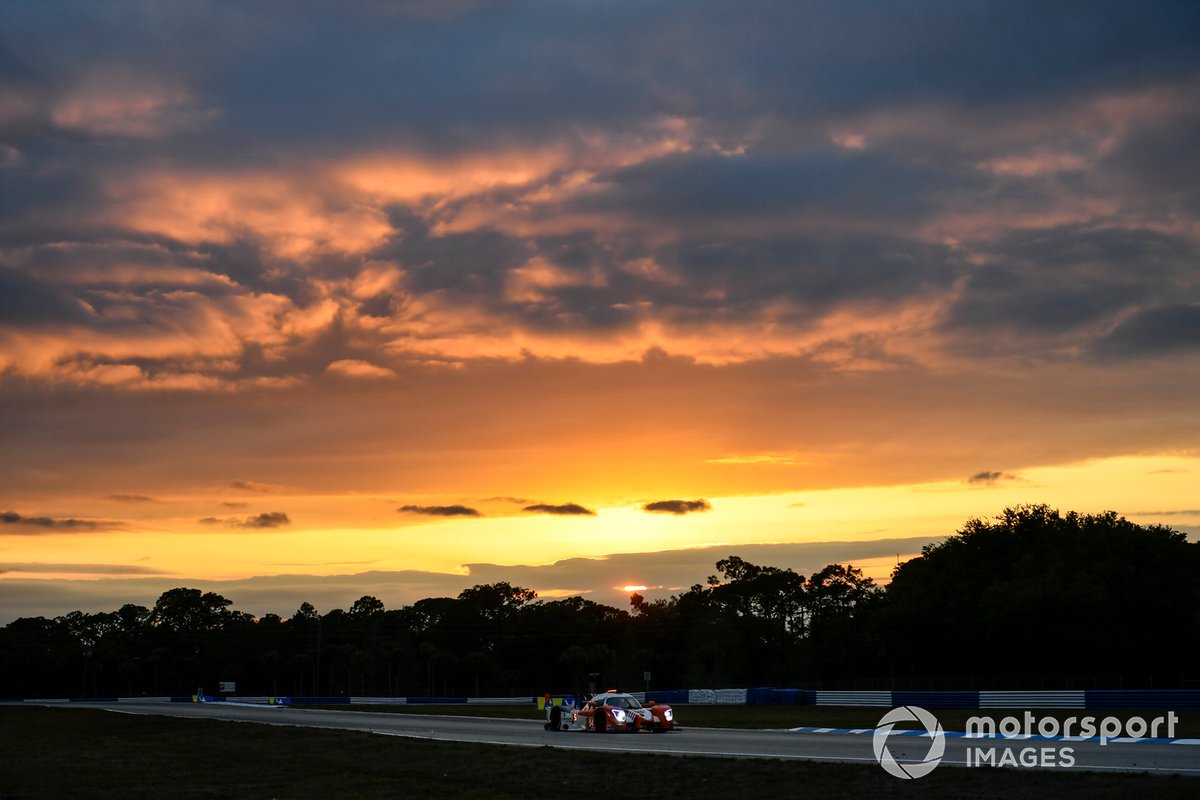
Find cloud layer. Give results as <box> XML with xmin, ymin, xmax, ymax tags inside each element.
<box><xmin>2</xmin><ymin>2</ymin><xmax>1200</xmax><ymax>609</ymax></box>
<box><xmin>0</xmin><ymin>2</ymin><xmax>1196</xmax><ymax>390</ymax></box>
<box><xmin>0</xmin><ymin>511</ymin><xmax>112</xmax><ymax>533</ymax></box>
<box><xmin>523</xmin><ymin>503</ymin><xmax>596</xmax><ymax>517</ymax></box>
<box><xmin>399</xmin><ymin>504</ymin><xmax>483</xmax><ymax>518</ymax></box>
<box><xmin>643</xmin><ymin>499</ymin><xmax>712</xmax><ymax>515</ymax></box>
<box><xmin>199</xmin><ymin>512</ymin><xmax>291</xmax><ymax>529</ymax></box>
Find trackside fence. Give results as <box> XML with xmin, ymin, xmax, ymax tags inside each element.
<box><xmin>9</xmin><ymin>689</ymin><xmax>1200</xmax><ymax>709</ymax></box>
<box><xmin>266</xmin><ymin>688</ymin><xmax>1200</xmax><ymax>709</ymax></box>
<box><xmin>631</xmin><ymin>688</ymin><xmax>1200</xmax><ymax>709</ymax></box>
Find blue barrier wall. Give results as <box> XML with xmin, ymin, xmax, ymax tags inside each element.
<box><xmin>405</xmin><ymin>696</ymin><xmax>468</xmax><ymax>704</ymax></box>
<box><xmin>893</xmin><ymin>691</ymin><xmax>979</xmax><ymax>709</ymax></box>
<box><xmin>1085</xmin><ymin>690</ymin><xmax>1200</xmax><ymax>709</ymax></box>
<box><xmin>645</xmin><ymin>689</ymin><xmax>689</xmax><ymax>705</ymax></box>
<box><xmin>746</xmin><ymin>688</ymin><xmax>809</xmax><ymax>705</ymax></box>
<box><xmin>68</xmin><ymin>697</ymin><xmax>120</xmax><ymax>703</ymax></box>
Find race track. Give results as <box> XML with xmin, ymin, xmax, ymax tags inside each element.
<box><xmin>45</xmin><ymin>702</ymin><xmax>1200</xmax><ymax>776</ymax></box>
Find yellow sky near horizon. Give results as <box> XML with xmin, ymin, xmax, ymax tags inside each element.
<box><xmin>4</xmin><ymin>453</ymin><xmax>1195</xmax><ymax>588</ymax></box>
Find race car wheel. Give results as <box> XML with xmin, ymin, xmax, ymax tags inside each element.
<box><xmin>594</xmin><ymin>708</ymin><xmax>607</xmax><ymax>733</ymax></box>
<box><xmin>548</xmin><ymin>704</ymin><xmax>562</xmax><ymax>731</ymax></box>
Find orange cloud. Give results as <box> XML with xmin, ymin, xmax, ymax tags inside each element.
<box><xmin>979</xmin><ymin>151</ymin><xmax>1089</xmax><ymax>177</ymax></box>
<box><xmin>504</xmin><ymin>256</ymin><xmax>608</xmax><ymax>303</ymax></box>
<box><xmin>338</xmin><ymin>117</ymin><xmax>701</xmax><ymax>238</ymax></box>
<box><xmin>0</xmin><ymin>285</ymin><xmax>298</xmax><ymax>386</ymax></box>
<box><xmin>50</xmin><ymin>73</ymin><xmax>216</xmax><ymax>139</ymax></box>
<box><xmin>104</xmin><ymin>170</ymin><xmax>392</xmax><ymax>259</ymax></box>
<box><xmin>337</xmin><ymin>148</ymin><xmax>570</xmax><ymax>204</ymax></box>
<box><xmin>3</xmin><ymin>241</ymin><xmax>237</xmax><ymax>289</ymax></box>
<box><xmin>363</xmin><ymin>287</ymin><xmax>951</xmax><ymax>368</ymax></box>
<box><xmin>97</xmin><ymin>118</ymin><xmax>700</xmax><ymax>262</ymax></box>
<box><xmin>325</xmin><ymin>359</ymin><xmax>395</xmax><ymax>379</ymax></box>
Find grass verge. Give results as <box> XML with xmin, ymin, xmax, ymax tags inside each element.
<box><xmin>1</xmin><ymin>707</ymin><xmax>1196</xmax><ymax>799</ymax></box>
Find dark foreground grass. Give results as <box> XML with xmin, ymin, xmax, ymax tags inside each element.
<box><xmin>309</xmin><ymin>702</ymin><xmax>1200</xmax><ymax>737</ymax></box>
<box><xmin>1</xmin><ymin>707</ymin><xmax>1197</xmax><ymax>800</ymax></box>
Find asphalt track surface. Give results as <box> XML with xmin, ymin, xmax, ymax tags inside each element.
<box><xmin>49</xmin><ymin>702</ymin><xmax>1200</xmax><ymax>776</ymax></box>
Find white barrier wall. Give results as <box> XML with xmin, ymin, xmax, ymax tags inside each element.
<box><xmin>814</xmin><ymin>691</ymin><xmax>893</xmax><ymax>707</ymax></box>
<box><xmin>979</xmin><ymin>690</ymin><xmax>1085</xmax><ymax>709</ymax></box>
<box><xmin>688</xmin><ymin>688</ymin><xmax>749</xmax><ymax>704</ymax></box>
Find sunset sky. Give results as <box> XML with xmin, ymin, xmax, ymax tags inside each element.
<box><xmin>2</xmin><ymin>1</ymin><xmax>1199</xmax><ymax>623</ymax></box>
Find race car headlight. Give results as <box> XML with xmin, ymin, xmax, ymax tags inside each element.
<box><xmin>663</xmin><ymin>708</ymin><xmax>673</xmax><ymax>721</ymax></box>
<box><xmin>611</xmin><ymin>709</ymin><xmax>627</xmax><ymax>722</ymax></box>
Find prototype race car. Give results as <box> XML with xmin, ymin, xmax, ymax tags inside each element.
<box><xmin>545</xmin><ymin>690</ymin><xmax>675</xmax><ymax>733</ymax></box>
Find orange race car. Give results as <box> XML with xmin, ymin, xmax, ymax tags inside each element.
<box><xmin>545</xmin><ymin>690</ymin><xmax>675</xmax><ymax>733</ymax></box>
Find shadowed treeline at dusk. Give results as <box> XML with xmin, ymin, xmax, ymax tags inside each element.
<box><xmin>3</xmin><ymin>507</ymin><xmax>1196</xmax><ymax>699</ymax></box>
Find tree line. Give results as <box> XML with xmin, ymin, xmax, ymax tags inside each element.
<box><xmin>2</xmin><ymin>506</ymin><xmax>1197</xmax><ymax>698</ymax></box>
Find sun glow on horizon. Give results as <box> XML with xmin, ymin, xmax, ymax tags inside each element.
<box><xmin>3</xmin><ymin>453</ymin><xmax>1195</xmax><ymax>587</ymax></box>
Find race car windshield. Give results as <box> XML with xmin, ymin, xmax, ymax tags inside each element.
<box><xmin>605</xmin><ymin>696</ymin><xmax>641</xmax><ymax>709</ymax></box>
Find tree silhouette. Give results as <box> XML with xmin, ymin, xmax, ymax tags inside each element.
<box><xmin>883</xmin><ymin>505</ymin><xmax>1200</xmax><ymax>685</ymax></box>
<box><xmin>1</xmin><ymin>507</ymin><xmax>1196</xmax><ymax>696</ymax></box>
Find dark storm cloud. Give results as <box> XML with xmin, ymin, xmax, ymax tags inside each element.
<box><xmin>0</xmin><ymin>265</ymin><xmax>93</xmax><ymax>326</ymax></box>
<box><xmin>6</xmin><ymin>1</ymin><xmax>1195</xmax><ymax>154</ymax></box>
<box><xmin>941</xmin><ymin>227</ymin><xmax>1200</xmax><ymax>349</ymax></box>
<box><xmin>1093</xmin><ymin>305</ymin><xmax>1200</xmax><ymax>358</ymax></box>
<box><xmin>379</xmin><ymin>220</ymin><xmax>963</xmax><ymax>337</ymax></box>
<box><xmin>399</xmin><ymin>504</ymin><xmax>483</xmax><ymax>517</ymax></box>
<box><xmin>666</xmin><ymin>234</ymin><xmax>961</xmax><ymax>312</ymax></box>
<box><xmin>643</xmin><ymin>499</ymin><xmax>712</xmax><ymax>515</ymax></box>
<box><xmin>576</xmin><ymin>151</ymin><xmax>968</xmax><ymax>224</ymax></box>
<box><xmin>377</xmin><ymin>214</ymin><xmax>530</xmax><ymax>297</ymax></box>
<box><xmin>194</xmin><ymin>2</ymin><xmax>668</xmax><ymax>145</ymax></box>
<box><xmin>8</xmin><ymin>240</ymin><xmax>241</xmax><ymax>295</ymax></box>
<box><xmin>172</xmin><ymin>1</ymin><xmax>1200</xmax><ymax>144</ymax></box>
<box><xmin>378</xmin><ymin>221</ymin><xmax>642</xmax><ymax>331</ymax></box>
<box><xmin>0</xmin><ymin>510</ymin><xmax>110</xmax><ymax>532</ymax></box>
<box><xmin>523</xmin><ymin>503</ymin><xmax>596</xmax><ymax>516</ymax></box>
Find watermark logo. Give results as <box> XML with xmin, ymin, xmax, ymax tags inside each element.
<box><xmin>873</xmin><ymin>707</ymin><xmax>1180</xmax><ymax>777</ymax></box>
<box><xmin>872</xmin><ymin>705</ymin><xmax>945</xmax><ymax>779</ymax></box>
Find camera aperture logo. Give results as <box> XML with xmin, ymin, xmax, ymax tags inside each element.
<box><xmin>873</xmin><ymin>705</ymin><xmax>945</xmax><ymax>779</ymax></box>
<box><xmin>873</xmin><ymin>706</ymin><xmax>1180</xmax><ymax>777</ymax></box>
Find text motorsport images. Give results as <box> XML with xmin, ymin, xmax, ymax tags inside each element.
<box><xmin>871</xmin><ymin>706</ymin><xmax>1181</xmax><ymax>778</ymax></box>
